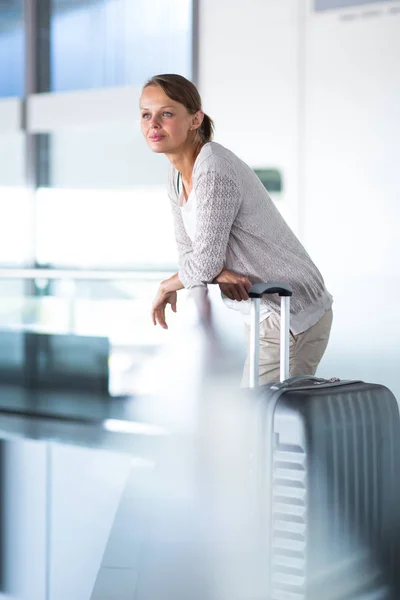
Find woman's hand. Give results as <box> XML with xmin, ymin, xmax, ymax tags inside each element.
<box><xmin>152</xmin><ymin>285</ymin><xmax>177</xmax><ymax>329</ymax></box>
<box><xmin>214</xmin><ymin>269</ymin><xmax>252</xmax><ymax>301</ymax></box>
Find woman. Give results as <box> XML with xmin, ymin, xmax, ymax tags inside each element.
<box><xmin>140</xmin><ymin>74</ymin><xmax>333</xmax><ymax>386</ymax></box>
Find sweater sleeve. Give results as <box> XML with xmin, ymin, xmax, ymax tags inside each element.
<box><xmin>178</xmin><ymin>157</ymin><xmax>241</xmax><ymax>288</ymax></box>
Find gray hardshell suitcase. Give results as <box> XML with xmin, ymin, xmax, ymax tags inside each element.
<box><xmin>248</xmin><ymin>283</ymin><xmax>400</xmax><ymax>599</ymax></box>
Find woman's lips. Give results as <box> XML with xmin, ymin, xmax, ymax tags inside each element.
<box><xmin>149</xmin><ymin>135</ymin><xmax>164</xmax><ymax>142</ymax></box>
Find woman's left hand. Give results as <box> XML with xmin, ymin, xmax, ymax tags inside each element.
<box><xmin>214</xmin><ymin>269</ymin><xmax>252</xmax><ymax>301</ymax></box>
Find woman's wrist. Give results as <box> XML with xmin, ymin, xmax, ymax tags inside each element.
<box><xmin>159</xmin><ymin>280</ymin><xmax>171</xmax><ymax>295</ymax></box>
<box><xmin>160</xmin><ymin>273</ymin><xmax>184</xmax><ymax>295</ymax></box>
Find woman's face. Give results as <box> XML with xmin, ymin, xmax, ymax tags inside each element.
<box><xmin>140</xmin><ymin>85</ymin><xmax>202</xmax><ymax>154</ymax></box>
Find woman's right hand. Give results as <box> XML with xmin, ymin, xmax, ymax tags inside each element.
<box><xmin>151</xmin><ymin>284</ymin><xmax>177</xmax><ymax>329</ymax></box>
<box><xmin>214</xmin><ymin>269</ymin><xmax>252</xmax><ymax>301</ymax></box>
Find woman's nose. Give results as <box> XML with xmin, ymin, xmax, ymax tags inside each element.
<box><xmin>150</xmin><ymin>115</ymin><xmax>160</xmax><ymax>128</ymax></box>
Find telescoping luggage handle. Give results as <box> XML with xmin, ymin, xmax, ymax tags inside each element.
<box><xmin>248</xmin><ymin>283</ymin><xmax>293</xmax><ymax>389</ymax></box>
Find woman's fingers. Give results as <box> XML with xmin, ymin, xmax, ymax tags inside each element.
<box><xmin>219</xmin><ymin>281</ymin><xmax>252</xmax><ymax>301</ymax></box>
<box><xmin>152</xmin><ymin>306</ymin><xmax>168</xmax><ymax>329</ymax></box>
<box><xmin>219</xmin><ymin>283</ymin><xmax>245</xmax><ymax>301</ymax></box>
<box><xmin>232</xmin><ymin>286</ymin><xmax>242</xmax><ymax>301</ymax></box>
<box><xmin>155</xmin><ymin>308</ymin><xmax>168</xmax><ymax>329</ymax></box>
<box><xmin>238</xmin><ymin>284</ymin><xmax>250</xmax><ymax>301</ymax></box>
<box><xmin>221</xmin><ymin>284</ymin><xmax>236</xmax><ymax>300</ymax></box>
<box><xmin>151</xmin><ymin>291</ymin><xmax>177</xmax><ymax>328</ymax></box>
<box><xmin>229</xmin><ymin>283</ymin><xmax>249</xmax><ymax>301</ymax></box>
<box><xmin>242</xmin><ymin>277</ymin><xmax>252</xmax><ymax>292</ymax></box>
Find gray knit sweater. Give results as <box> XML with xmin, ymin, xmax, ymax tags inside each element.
<box><xmin>167</xmin><ymin>142</ymin><xmax>333</xmax><ymax>335</ymax></box>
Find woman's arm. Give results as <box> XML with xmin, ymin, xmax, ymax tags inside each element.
<box><xmin>169</xmin><ymin>196</ymin><xmax>193</xmax><ymax>264</ymax></box>
<box><xmin>168</xmin><ymin>165</ymin><xmax>194</xmax><ymax>264</ymax></box>
<box><xmin>153</xmin><ymin>169</ymin><xmax>195</xmax><ymax>329</ymax></box>
<box><xmin>178</xmin><ymin>157</ymin><xmax>241</xmax><ymax>288</ymax></box>
<box><xmin>160</xmin><ymin>272</ymin><xmax>184</xmax><ymax>294</ymax></box>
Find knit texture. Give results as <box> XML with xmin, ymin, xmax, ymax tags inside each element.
<box><xmin>167</xmin><ymin>142</ymin><xmax>332</xmax><ymax>334</ymax></box>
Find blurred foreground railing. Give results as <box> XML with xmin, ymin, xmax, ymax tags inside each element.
<box><xmin>0</xmin><ymin>268</ymin><xmax>172</xmax><ymax>280</ymax></box>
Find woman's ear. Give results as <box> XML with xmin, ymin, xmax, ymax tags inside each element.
<box><xmin>191</xmin><ymin>110</ymin><xmax>204</xmax><ymax>130</ymax></box>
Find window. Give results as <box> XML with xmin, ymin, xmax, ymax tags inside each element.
<box><xmin>0</xmin><ymin>133</ymin><xmax>33</xmax><ymax>266</ymax></box>
<box><xmin>34</xmin><ymin>122</ymin><xmax>177</xmax><ymax>269</ymax></box>
<box><xmin>0</xmin><ymin>0</ymin><xmax>24</xmax><ymax>97</ymax></box>
<box><xmin>35</xmin><ymin>186</ymin><xmax>178</xmax><ymax>269</ymax></box>
<box><xmin>49</xmin><ymin>0</ymin><xmax>193</xmax><ymax>92</ymax></box>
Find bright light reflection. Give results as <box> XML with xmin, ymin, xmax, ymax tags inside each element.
<box><xmin>35</xmin><ymin>186</ymin><xmax>177</xmax><ymax>268</ymax></box>
<box><xmin>0</xmin><ymin>187</ymin><xmax>34</xmax><ymax>264</ymax></box>
<box><xmin>103</xmin><ymin>419</ymin><xmax>169</xmax><ymax>436</ymax></box>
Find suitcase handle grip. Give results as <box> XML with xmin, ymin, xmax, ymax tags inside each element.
<box><xmin>249</xmin><ymin>282</ymin><xmax>292</xmax><ymax>388</ymax></box>
<box><xmin>249</xmin><ymin>282</ymin><xmax>292</xmax><ymax>298</ymax></box>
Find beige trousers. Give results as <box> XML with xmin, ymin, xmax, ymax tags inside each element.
<box><xmin>241</xmin><ymin>309</ymin><xmax>333</xmax><ymax>387</ymax></box>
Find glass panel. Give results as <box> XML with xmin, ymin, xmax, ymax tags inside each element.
<box><xmin>34</xmin><ymin>122</ymin><xmax>177</xmax><ymax>269</ymax></box>
<box><xmin>0</xmin><ymin>132</ymin><xmax>25</xmax><ymax>186</ymax></box>
<box><xmin>35</xmin><ymin>187</ymin><xmax>178</xmax><ymax>269</ymax></box>
<box><xmin>0</xmin><ymin>276</ymin><xmax>176</xmax><ymax>397</ymax></box>
<box><xmin>0</xmin><ymin>0</ymin><xmax>24</xmax><ymax>97</ymax></box>
<box><xmin>47</xmin><ymin>122</ymin><xmax>167</xmax><ymax>189</ymax></box>
<box><xmin>0</xmin><ymin>133</ymin><xmax>33</xmax><ymax>266</ymax></box>
<box><xmin>50</xmin><ymin>0</ymin><xmax>193</xmax><ymax>92</ymax></box>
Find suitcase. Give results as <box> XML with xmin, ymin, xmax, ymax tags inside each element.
<box><xmin>247</xmin><ymin>283</ymin><xmax>400</xmax><ymax>599</ymax></box>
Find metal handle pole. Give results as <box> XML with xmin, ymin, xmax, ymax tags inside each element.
<box><xmin>280</xmin><ymin>296</ymin><xmax>291</xmax><ymax>382</ymax></box>
<box><xmin>249</xmin><ymin>297</ymin><xmax>260</xmax><ymax>389</ymax></box>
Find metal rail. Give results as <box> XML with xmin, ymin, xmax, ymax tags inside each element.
<box><xmin>0</xmin><ymin>269</ymin><xmax>173</xmax><ymax>281</ymax></box>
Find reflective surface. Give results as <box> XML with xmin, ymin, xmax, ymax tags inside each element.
<box><xmin>0</xmin><ymin>280</ymin><xmax>175</xmax><ymax>398</ymax></box>
<box><xmin>0</xmin><ymin>330</ymin><xmax>110</xmax><ymax>393</ymax></box>
<box><xmin>0</xmin><ymin>279</ymin><xmax>170</xmax><ymax>342</ymax></box>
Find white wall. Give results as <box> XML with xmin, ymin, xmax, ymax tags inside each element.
<box><xmin>199</xmin><ymin>0</ymin><xmax>400</xmax><ymax>397</ymax></box>
<box><xmin>199</xmin><ymin>0</ymin><xmax>302</xmax><ymax>233</ymax></box>
<box><xmin>302</xmin><ymin>0</ymin><xmax>400</xmax><ymax>395</ymax></box>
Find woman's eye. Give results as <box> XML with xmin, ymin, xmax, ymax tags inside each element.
<box><xmin>141</xmin><ymin>113</ymin><xmax>150</xmax><ymax>119</ymax></box>
<box><xmin>163</xmin><ymin>112</ymin><xmax>173</xmax><ymax>117</ymax></box>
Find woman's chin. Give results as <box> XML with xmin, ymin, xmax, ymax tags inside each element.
<box><xmin>150</xmin><ymin>146</ymin><xmax>166</xmax><ymax>153</ymax></box>
<box><xmin>148</xmin><ymin>141</ymin><xmax>168</xmax><ymax>153</ymax></box>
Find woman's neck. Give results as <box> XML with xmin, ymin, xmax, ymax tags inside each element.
<box><xmin>167</xmin><ymin>139</ymin><xmax>205</xmax><ymax>184</ymax></box>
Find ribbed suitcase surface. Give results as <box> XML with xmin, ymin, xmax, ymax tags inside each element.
<box><xmin>257</xmin><ymin>380</ymin><xmax>400</xmax><ymax>600</ymax></box>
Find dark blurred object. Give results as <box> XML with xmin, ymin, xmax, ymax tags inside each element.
<box><xmin>0</xmin><ymin>330</ymin><xmax>109</xmax><ymax>394</ymax></box>
<box><xmin>0</xmin><ymin>441</ymin><xmax>4</xmax><ymax>591</ymax></box>
<box><xmin>253</xmin><ymin>168</ymin><xmax>282</xmax><ymax>193</ymax></box>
